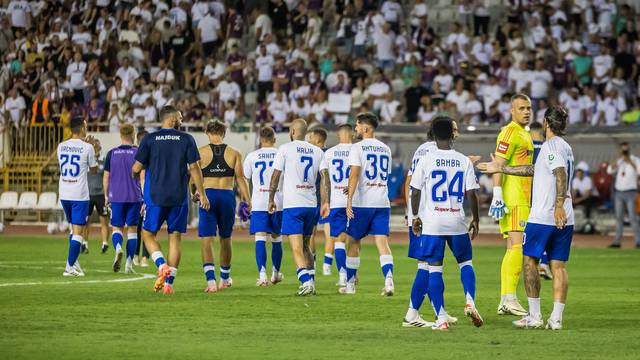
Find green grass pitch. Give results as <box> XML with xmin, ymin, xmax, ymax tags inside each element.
<box><xmin>1</xmin><ymin>235</ymin><xmax>639</xmax><ymax>360</ymax></box>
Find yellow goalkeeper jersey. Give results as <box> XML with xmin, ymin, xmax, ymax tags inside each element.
<box><xmin>495</xmin><ymin>121</ymin><xmax>533</xmax><ymax>207</ymax></box>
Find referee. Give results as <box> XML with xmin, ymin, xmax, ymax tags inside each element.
<box><xmin>132</xmin><ymin>105</ymin><xmax>209</xmax><ymax>295</ymax></box>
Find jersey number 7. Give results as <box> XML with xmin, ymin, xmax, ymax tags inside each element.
<box><xmin>301</xmin><ymin>156</ymin><xmax>313</xmax><ymax>182</ymax></box>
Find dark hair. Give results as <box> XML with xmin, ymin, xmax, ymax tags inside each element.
<box><xmin>159</xmin><ymin>105</ymin><xmax>179</xmax><ymax>122</ymax></box>
<box><xmin>430</xmin><ymin>115</ymin><xmax>454</xmax><ymax>141</ymax></box>
<box><xmin>309</xmin><ymin>127</ymin><xmax>328</xmax><ymax>143</ymax></box>
<box><xmin>205</xmin><ymin>120</ymin><xmax>226</xmax><ymax>135</ymax></box>
<box><xmin>136</xmin><ymin>129</ymin><xmax>148</xmax><ymax>142</ymax></box>
<box><xmin>356</xmin><ymin>112</ymin><xmax>379</xmax><ymax>129</ymax></box>
<box><xmin>620</xmin><ymin>142</ymin><xmax>629</xmax><ymax>147</ymax></box>
<box><xmin>70</xmin><ymin>117</ymin><xmax>85</xmax><ymax>134</ymax></box>
<box><xmin>259</xmin><ymin>126</ymin><xmax>276</xmax><ymax>142</ymax></box>
<box><xmin>511</xmin><ymin>93</ymin><xmax>531</xmax><ymax>103</ymax></box>
<box><xmin>529</xmin><ymin>121</ymin><xmax>543</xmax><ymax>132</ymax></box>
<box><xmin>544</xmin><ymin>106</ymin><xmax>568</xmax><ymax>136</ymax></box>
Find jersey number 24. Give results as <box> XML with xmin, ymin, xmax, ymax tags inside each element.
<box><xmin>431</xmin><ymin>170</ymin><xmax>464</xmax><ymax>203</ymax></box>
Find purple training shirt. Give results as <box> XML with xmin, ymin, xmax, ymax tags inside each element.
<box><xmin>104</xmin><ymin>145</ymin><xmax>143</xmax><ymax>203</ymax></box>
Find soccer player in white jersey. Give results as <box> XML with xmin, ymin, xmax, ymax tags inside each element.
<box><xmin>410</xmin><ymin>115</ymin><xmax>483</xmax><ymax>330</ymax></box>
<box><xmin>57</xmin><ymin>117</ymin><xmax>100</xmax><ymax>276</ymax></box>
<box><xmin>319</xmin><ymin>124</ymin><xmax>354</xmax><ymax>286</ymax></box>
<box><xmin>342</xmin><ymin>112</ymin><xmax>395</xmax><ymax>296</ymax></box>
<box><xmin>268</xmin><ymin>119</ymin><xmax>330</xmax><ymax>296</ymax></box>
<box><xmin>403</xmin><ymin>129</ymin><xmax>437</xmax><ymax>327</ymax></box>
<box><xmin>478</xmin><ymin>106</ymin><xmax>574</xmax><ymax>330</ymax></box>
<box><xmin>243</xmin><ymin>126</ymin><xmax>285</xmax><ymax>286</ymax></box>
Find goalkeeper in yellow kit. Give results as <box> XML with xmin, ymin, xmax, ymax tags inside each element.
<box><xmin>489</xmin><ymin>94</ymin><xmax>533</xmax><ymax>316</ymax></box>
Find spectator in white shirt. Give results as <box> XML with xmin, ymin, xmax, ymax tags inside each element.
<box><xmin>367</xmin><ymin>69</ymin><xmax>391</xmax><ymax>111</ymax></box>
<box><xmin>375</xmin><ymin>23</ymin><xmax>396</xmax><ymax>72</ymax></box>
<box><xmin>595</xmin><ymin>89</ymin><xmax>626</xmax><ymax>126</ymax></box>
<box><xmin>559</xmin><ymin>88</ymin><xmax>583</xmax><ymax>125</ymax></box>
<box><xmin>446</xmin><ymin>22</ymin><xmax>469</xmax><ymax>51</ymax></box>
<box><xmin>471</xmin><ymin>34</ymin><xmax>493</xmax><ymax>66</ymax></box>
<box><xmin>580</xmin><ymin>85</ymin><xmax>600</xmax><ymax>125</ymax></box>
<box><xmin>417</xmin><ymin>95</ymin><xmax>436</xmax><ymax>124</ymax></box>
<box><xmin>380</xmin><ymin>93</ymin><xmax>401</xmax><ymax>124</ymax></box>
<box><xmin>119</xmin><ymin>20</ymin><xmax>141</xmax><ymax>45</ymax></box>
<box><xmin>224</xmin><ymin>100</ymin><xmax>239</xmax><ymax>126</ymax></box>
<box><xmin>216</xmin><ymin>73</ymin><xmax>242</xmax><ymax>104</ymax></box>
<box><xmin>154</xmin><ymin>59</ymin><xmax>175</xmax><ymax>86</ymax></box>
<box><xmin>268</xmin><ymin>91</ymin><xmax>290</xmax><ymax>126</ymax></box>
<box><xmin>479</xmin><ymin>75</ymin><xmax>503</xmax><ymax>112</ymax></box>
<box><xmin>462</xmin><ymin>91</ymin><xmax>483</xmax><ymax>125</ymax></box>
<box><xmin>509</xmin><ymin>61</ymin><xmax>531</xmax><ymax>93</ymax></box>
<box><xmin>256</xmin><ymin>45</ymin><xmax>275</xmax><ymax>103</ymax></box>
<box><xmin>607</xmin><ymin>142</ymin><xmax>640</xmax><ymax>248</ymax></box>
<box><xmin>409</xmin><ymin>0</ymin><xmax>428</xmax><ymax>31</ymax></box>
<box><xmin>8</xmin><ymin>0</ymin><xmax>31</xmax><ymax>29</ymax></box>
<box><xmin>197</xmin><ymin>11</ymin><xmax>222</xmax><ymax>58</ymax></box>
<box><xmin>143</xmin><ymin>97</ymin><xmax>157</xmax><ymax>131</ymax></box>
<box><xmin>497</xmin><ymin>94</ymin><xmax>511</xmax><ymax>124</ymax></box>
<box><xmin>254</xmin><ymin>8</ymin><xmax>273</xmax><ymax>42</ymax></box>
<box><xmin>71</xmin><ymin>24</ymin><xmax>93</xmax><ymax>51</ymax></box>
<box><xmin>593</xmin><ymin>46</ymin><xmax>614</xmax><ymax>92</ymax></box>
<box><xmin>381</xmin><ymin>0</ymin><xmax>403</xmax><ymax>33</ymax></box>
<box><xmin>65</xmin><ymin>52</ymin><xmax>87</xmax><ymax>103</ymax></box>
<box><xmin>445</xmin><ymin>78</ymin><xmax>469</xmax><ymax>114</ymax></box>
<box><xmin>304</xmin><ymin>10</ymin><xmax>322</xmax><ymax>49</ymax></box>
<box><xmin>115</xmin><ymin>56</ymin><xmax>140</xmax><ymax>91</ymax></box>
<box><xmin>572</xmin><ymin>167</ymin><xmax>595</xmax><ymax>220</ymax></box>
<box><xmin>108</xmin><ymin>103</ymin><xmax>123</xmax><ymax>133</ymax></box>
<box><xmin>4</xmin><ymin>87</ymin><xmax>26</xmax><ymax>127</ymax></box>
<box><xmin>290</xmin><ymin>97</ymin><xmax>311</xmax><ymax>119</ymax></box>
<box><xmin>433</xmin><ymin>65</ymin><xmax>454</xmax><ymax>94</ymax></box>
<box><xmin>528</xmin><ymin>58</ymin><xmax>553</xmax><ymax>112</ymax></box>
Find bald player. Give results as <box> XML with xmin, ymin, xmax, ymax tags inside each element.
<box><xmin>268</xmin><ymin>119</ymin><xmax>330</xmax><ymax>296</ymax></box>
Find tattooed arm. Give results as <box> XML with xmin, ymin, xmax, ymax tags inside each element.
<box><xmin>501</xmin><ymin>165</ymin><xmax>535</xmax><ymax>176</ymax></box>
<box><xmin>319</xmin><ymin>169</ymin><xmax>330</xmax><ymax>218</ymax></box>
<box><xmin>553</xmin><ymin>167</ymin><xmax>568</xmax><ymax>229</ymax></box>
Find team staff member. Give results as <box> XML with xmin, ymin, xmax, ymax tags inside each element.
<box><xmin>196</xmin><ymin>120</ymin><xmax>251</xmax><ymax>292</ymax></box>
<box><xmin>489</xmin><ymin>94</ymin><xmax>534</xmax><ymax>316</ymax></box>
<box><xmin>132</xmin><ymin>105</ymin><xmax>209</xmax><ymax>295</ymax></box>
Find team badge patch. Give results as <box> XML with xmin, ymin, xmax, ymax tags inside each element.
<box><xmin>548</xmin><ymin>154</ymin><xmax>555</xmax><ymax>161</ymax></box>
<box><xmin>497</xmin><ymin>141</ymin><xmax>509</xmax><ymax>154</ymax></box>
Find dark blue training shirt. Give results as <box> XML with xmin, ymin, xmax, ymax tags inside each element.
<box><xmin>135</xmin><ymin>128</ymin><xmax>200</xmax><ymax>207</ymax></box>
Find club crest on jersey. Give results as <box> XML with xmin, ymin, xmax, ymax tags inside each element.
<box><xmin>548</xmin><ymin>154</ymin><xmax>555</xmax><ymax>161</ymax></box>
<box><xmin>497</xmin><ymin>141</ymin><xmax>509</xmax><ymax>154</ymax></box>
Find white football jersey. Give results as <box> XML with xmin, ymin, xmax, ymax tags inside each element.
<box><xmin>243</xmin><ymin>147</ymin><xmax>283</xmax><ymax>212</ymax></box>
<box><xmin>273</xmin><ymin>140</ymin><xmax>324</xmax><ymax>209</ymax></box>
<box><xmin>407</xmin><ymin>141</ymin><xmax>436</xmax><ymax>224</ymax></box>
<box><xmin>348</xmin><ymin>138</ymin><xmax>392</xmax><ymax>208</ymax></box>
<box><xmin>410</xmin><ymin>148</ymin><xmax>479</xmax><ymax>235</ymax></box>
<box><xmin>319</xmin><ymin>143</ymin><xmax>352</xmax><ymax>209</ymax></box>
<box><xmin>528</xmin><ymin>136</ymin><xmax>575</xmax><ymax>226</ymax></box>
<box><xmin>57</xmin><ymin>139</ymin><xmax>97</xmax><ymax>201</ymax></box>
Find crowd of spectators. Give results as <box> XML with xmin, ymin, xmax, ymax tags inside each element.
<box><xmin>0</xmin><ymin>0</ymin><xmax>640</xmax><ymax>135</ymax></box>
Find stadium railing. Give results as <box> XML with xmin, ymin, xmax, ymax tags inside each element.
<box><xmin>1</xmin><ymin>124</ymin><xmax>62</xmax><ymax>193</ymax></box>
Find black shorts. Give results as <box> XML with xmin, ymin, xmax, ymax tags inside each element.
<box><xmin>89</xmin><ymin>195</ymin><xmax>108</xmax><ymax>217</ymax></box>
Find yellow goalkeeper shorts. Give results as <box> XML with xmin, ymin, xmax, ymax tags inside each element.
<box><xmin>499</xmin><ymin>206</ymin><xmax>530</xmax><ymax>238</ymax></box>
